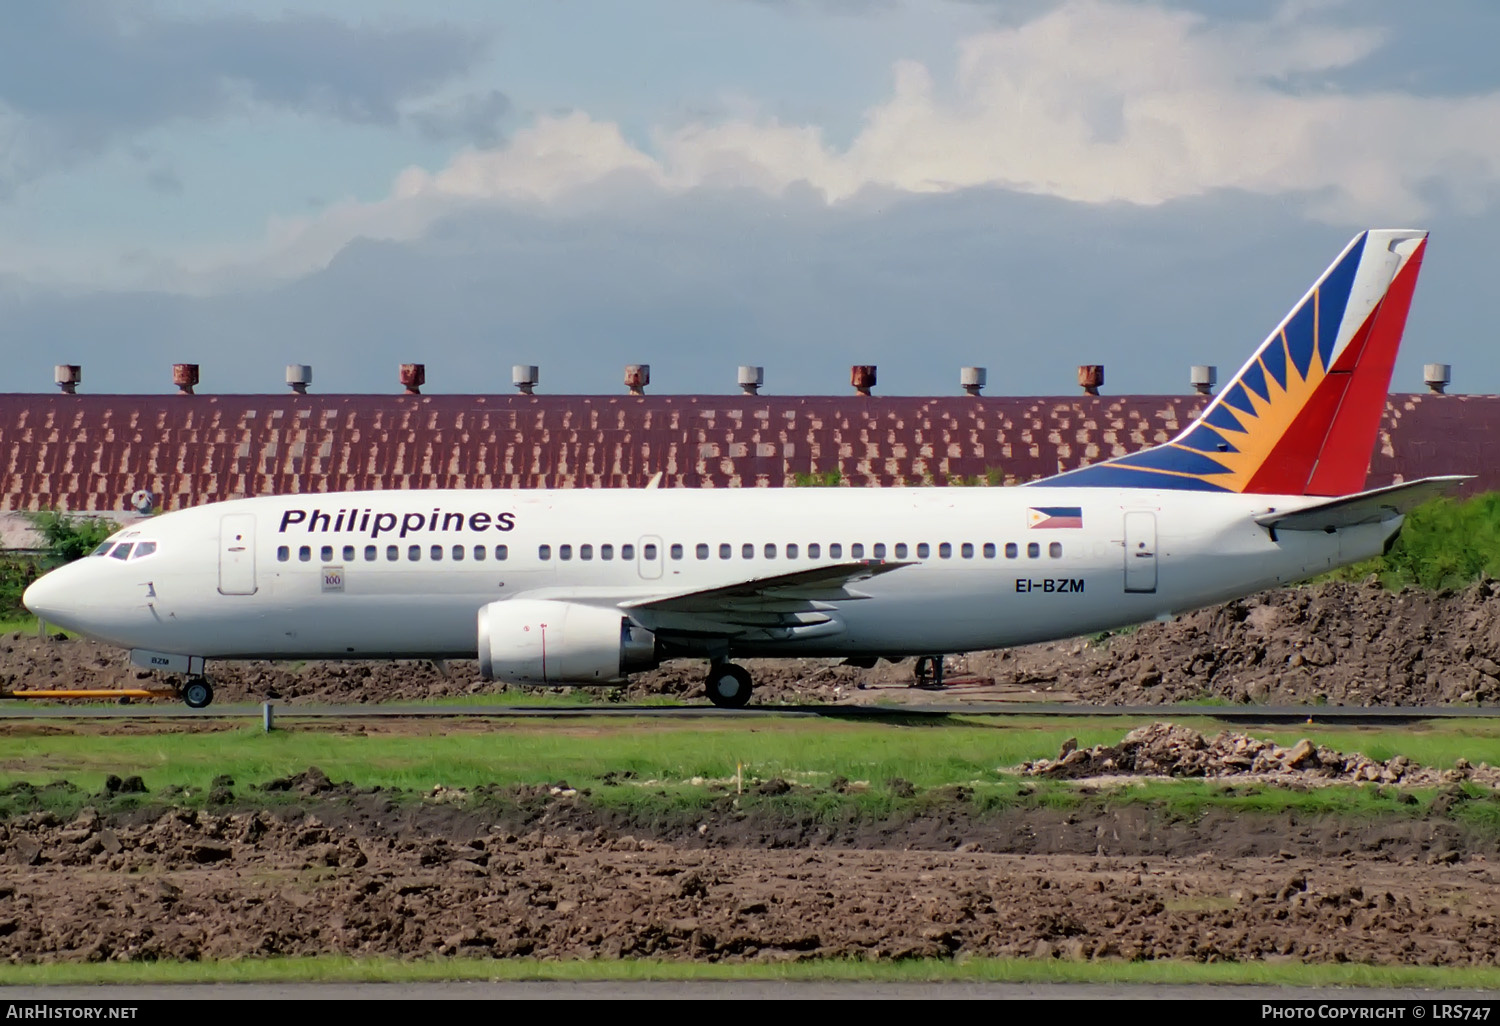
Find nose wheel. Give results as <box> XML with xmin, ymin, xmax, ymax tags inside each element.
<box><xmin>181</xmin><ymin>677</ymin><xmax>214</xmax><ymax>710</ymax></box>
<box><xmin>705</xmin><ymin>663</ymin><xmax>753</xmax><ymax>709</ymax></box>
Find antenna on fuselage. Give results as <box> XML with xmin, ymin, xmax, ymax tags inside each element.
<box><xmin>644</xmin><ymin>472</ymin><xmax>663</xmax><ymax>489</ymax></box>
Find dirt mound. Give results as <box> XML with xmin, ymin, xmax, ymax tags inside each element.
<box><xmin>1021</xmin><ymin>721</ymin><xmax>1498</xmax><ymax>786</ymax></box>
<box><xmin>972</xmin><ymin>578</ymin><xmax>1500</xmax><ymax>706</ymax></box>
<box><xmin>2</xmin><ymin>774</ymin><xmax>1500</xmax><ymax>965</ymax></box>
<box><xmin>6</xmin><ymin>578</ymin><xmax>1500</xmax><ymax>707</ymax></box>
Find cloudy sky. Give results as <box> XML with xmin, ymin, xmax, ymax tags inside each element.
<box><xmin>2</xmin><ymin>0</ymin><xmax>1497</xmax><ymax>396</ymax></box>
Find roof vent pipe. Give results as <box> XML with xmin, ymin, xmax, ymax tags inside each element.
<box><xmin>173</xmin><ymin>363</ymin><xmax>199</xmax><ymax>395</ymax></box>
<box><xmin>1077</xmin><ymin>364</ymin><xmax>1103</xmax><ymax>396</ymax></box>
<box><xmin>1190</xmin><ymin>365</ymin><xmax>1217</xmax><ymax>395</ymax></box>
<box><xmin>399</xmin><ymin>363</ymin><xmax>425</xmax><ymax>395</ymax></box>
<box><xmin>513</xmin><ymin>365</ymin><xmax>539</xmax><ymax>395</ymax></box>
<box><xmin>1424</xmin><ymin>363</ymin><xmax>1451</xmax><ymax>394</ymax></box>
<box><xmin>961</xmin><ymin>366</ymin><xmax>986</xmax><ymax>397</ymax></box>
<box><xmin>286</xmin><ymin>364</ymin><xmax>311</xmax><ymax>394</ymax></box>
<box><xmin>625</xmin><ymin>364</ymin><xmax>650</xmax><ymax>396</ymax></box>
<box><xmin>738</xmin><ymin>365</ymin><xmax>763</xmax><ymax>395</ymax></box>
<box><xmin>850</xmin><ymin>365</ymin><xmax>876</xmax><ymax>396</ymax></box>
<box><xmin>54</xmin><ymin>365</ymin><xmax>80</xmax><ymax>394</ymax></box>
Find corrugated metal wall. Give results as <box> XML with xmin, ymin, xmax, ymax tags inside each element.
<box><xmin>0</xmin><ymin>392</ymin><xmax>1491</xmax><ymax>512</ymax></box>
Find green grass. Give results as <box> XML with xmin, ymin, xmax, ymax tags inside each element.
<box><xmin>0</xmin><ymin>955</ymin><xmax>1497</xmax><ymax>988</ymax></box>
<box><xmin>3</xmin><ymin>715</ymin><xmax>1500</xmax><ymax>802</ymax></box>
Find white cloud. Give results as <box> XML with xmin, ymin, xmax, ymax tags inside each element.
<box><xmin>19</xmin><ymin>0</ymin><xmax>1500</xmax><ymax>291</ymax></box>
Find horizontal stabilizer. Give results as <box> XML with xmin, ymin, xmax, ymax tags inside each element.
<box><xmin>1253</xmin><ymin>476</ymin><xmax>1470</xmax><ymax>532</ymax></box>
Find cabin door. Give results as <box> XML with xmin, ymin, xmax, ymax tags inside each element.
<box><xmin>1123</xmin><ymin>511</ymin><xmax>1157</xmax><ymax>594</ymax></box>
<box><xmin>218</xmin><ymin>514</ymin><xmax>258</xmax><ymax>595</ymax></box>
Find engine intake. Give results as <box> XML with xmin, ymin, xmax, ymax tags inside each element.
<box><xmin>477</xmin><ymin>599</ymin><xmax>659</xmax><ymax>684</ymax></box>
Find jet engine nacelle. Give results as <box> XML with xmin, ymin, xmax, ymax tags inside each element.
<box><xmin>477</xmin><ymin>599</ymin><xmax>660</xmax><ymax>684</ymax></box>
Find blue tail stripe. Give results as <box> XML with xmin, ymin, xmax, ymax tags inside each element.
<box><xmin>1178</xmin><ymin>424</ymin><xmax>1238</xmax><ymax>454</ymax></box>
<box><xmin>1040</xmin><ymin>466</ymin><xmax>1231</xmax><ymax>491</ymax></box>
<box><xmin>1239</xmin><ymin>360</ymin><xmax>1270</xmax><ymax>403</ymax></box>
<box><xmin>1284</xmin><ymin>300</ymin><xmax>1317</xmax><ymax>379</ymax></box>
<box><xmin>1111</xmin><ymin>446</ymin><xmax>1232</xmax><ymax>476</ymax></box>
<box><xmin>1316</xmin><ymin>235</ymin><xmax>1364</xmax><ymax>368</ymax></box>
<box><xmin>1203</xmin><ymin>403</ymin><xmax>1246</xmax><ymax>432</ymax></box>
<box><xmin>1262</xmin><ymin>330</ymin><xmax>1288</xmax><ymax>388</ymax></box>
<box><xmin>1221</xmin><ymin>381</ymin><xmax>1256</xmax><ymax>415</ymax></box>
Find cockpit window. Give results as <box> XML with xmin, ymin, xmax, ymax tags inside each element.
<box><xmin>131</xmin><ymin>542</ymin><xmax>157</xmax><ymax>559</ymax></box>
<box><xmin>109</xmin><ymin>543</ymin><xmax>134</xmax><ymax>561</ymax></box>
<box><xmin>90</xmin><ymin>542</ymin><xmax>115</xmax><ymax>557</ymax></box>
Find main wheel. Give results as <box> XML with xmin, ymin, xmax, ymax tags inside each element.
<box><xmin>705</xmin><ymin>663</ymin><xmax>753</xmax><ymax>709</ymax></box>
<box><xmin>183</xmin><ymin>678</ymin><xmax>214</xmax><ymax>710</ymax></box>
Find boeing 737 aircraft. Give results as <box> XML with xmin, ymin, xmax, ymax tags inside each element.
<box><xmin>23</xmin><ymin>229</ymin><xmax>1463</xmax><ymax>709</ymax></box>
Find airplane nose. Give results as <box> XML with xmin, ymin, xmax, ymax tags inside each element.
<box><xmin>22</xmin><ymin>571</ymin><xmax>65</xmax><ymax>622</ymax></box>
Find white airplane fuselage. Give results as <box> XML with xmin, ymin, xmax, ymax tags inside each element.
<box><xmin>23</xmin><ymin>486</ymin><xmax>1395</xmax><ymax>666</ymax></box>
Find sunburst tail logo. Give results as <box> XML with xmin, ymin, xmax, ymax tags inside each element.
<box><xmin>1035</xmin><ymin>229</ymin><xmax>1429</xmax><ymax>498</ymax></box>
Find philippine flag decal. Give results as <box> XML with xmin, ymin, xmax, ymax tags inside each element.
<box><xmin>1028</xmin><ymin>506</ymin><xmax>1084</xmax><ymax>529</ymax></box>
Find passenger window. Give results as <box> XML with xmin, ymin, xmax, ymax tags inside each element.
<box><xmin>110</xmin><ymin>543</ymin><xmax>134</xmax><ymax>561</ymax></box>
<box><xmin>601</xmin><ymin>544</ymin><xmax>614</xmax><ymax>561</ymax></box>
<box><xmin>670</xmin><ymin>544</ymin><xmax>683</xmax><ymax>560</ymax></box>
<box><xmin>453</xmin><ymin>545</ymin><xmax>464</xmax><ymax>561</ymax></box>
<box><xmin>1027</xmin><ymin>542</ymin><xmax>1040</xmax><ymax>558</ymax></box>
<box><xmin>829</xmin><ymin>543</ymin><xmax>842</xmax><ymax>559</ymax></box>
<box><xmin>786</xmin><ymin>543</ymin><xmax>798</xmax><ymax>559</ymax></box>
<box><xmin>560</xmin><ymin>544</ymin><xmax>573</xmax><ymax>561</ymax></box>
<box><xmin>321</xmin><ymin>545</ymin><xmax>334</xmax><ymax>562</ymax></box>
<box><xmin>873</xmin><ymin>543</ymin><xmax>886</xmax><ymax>559</ymax></box>
<box><xmin>298</xmin><ymin>546</ymin><xmax>311</xmax><ymax>562</ymax></box>
<box><xmin>894</xmin><ymin>543</ymin><xmax>907</xmax><ymax>559</ymax></box>
<box><xmin>696</xmin><ymin>543</ymin><xmax>709</xmax><ymax>560</ymax></box>
<box><xmin>343</xmin><ymin>545</ymin><xmax>355</xmax><ymax>561</ymax></box>
<box><xmin>983</xmin><ymin>542</ymin><xmax>996</xmax><ymax>559</ymax></box>
<box><xmin>643</xmin><ymin>543</ymin><xmax>657</xmax><ymax>560</ymax></box>
<box><xmin>539</xmin><ymin>545</ymin><xmax>552</xmax><ymax>560</ymax></box>
<box><xmin>808</xmin><ymin>543</ymin><xmax>821</xmax><ymax>559</ymax></box>
<box><xmin>1005</xmin><ymin>543</ymin><xmax>1018</xmax><ymax>559</ymax></box>
<box><xmin>720</xmin><ymin>544</ymin><xmax>732</xmax><ymax>560</ymax></box>
<box><xmin>408</xmin><ymin>545</ymin><xmax>421</xmax><ymax>561</ymax></box>
<box><xmin>277</xmin><ymin>546</ymin><xmax>290</xmax><ymax>562</ymax></box>
<box><xmin>430</xmin><ymin>545</ymin><xmax>443</xmax><ymax>561</ymax></box>
<box><xmin>496</xmin><ymin>545</ymin><xmax>508</xmax><ymax>561</ymax></box>
<box><xmin>365</xmin><ymin>545</ymin><xmax>377</xmax><ymax>561</ymax></box>
<box><xmin>132</xmin><ymin>542</ymin><xmax>157</xmax><ymax>559</ymax></box>
<box><xmin>474</xmin><ymin>545</ymin><xmax>487</xmax><ymax>562</ymax></box>
<box><xmin>764</xmin><ymin>543</ymin><xmax>776</xmax><ymax>558</ymax></box>
<box><xmin>939</xmin><ymin>543</ymin><xmax>952</xmax><ymax>559</ymax></box>
<box><xmin>850</xmin><ymin>543</ymin><xmax>864</xmax><ymax>559</ymax></box>
<box><xmin>91</xmin><ymin>542</ymin><xmax>114</xmax><ymax>557</ymax></box>
<box><xmin>1050</xmin><ymin>542</ymin><xmax>1063</xmax><ymax>558</ymax></box>
<box><xmin>961</xmin><ymin>543</ymin><xmax>974</xmax><ymax>559</ymax></box>
<box><xmin>622</xmin><ymin>544</ymin><xmax>635</xmax><ymax>560</ymax></box>
<box><xmin>742</xmin><ymin>543</ymin><xmax>754</xmax><ymax>559</ymax></box>
<box><xmin>386</xmin><ymin>545</ymin><xmax>399</xmax><ymax>561</ymax></box>
<box><xmin>581</xmin><ymin>544</ymin><xmax>593</xmax><ymax>561</ymax></box>
<box><xmin>917</xmin><ymin>543</ymin><xmax>930</xmax><ymax>558</ymax></box>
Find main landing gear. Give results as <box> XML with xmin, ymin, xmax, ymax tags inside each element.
<box><xmin>180</xmin><ymin>677</ymin><xmax>215</xmax><ymax>710</ymax></box>
<box><xmin>705</xmin><ymin>662</ymin><xmax>753</xmax><ymax>709</ymax></box>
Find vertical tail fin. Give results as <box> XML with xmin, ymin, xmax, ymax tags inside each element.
<box><xmin>1039</xmin><ymin>229</ymin><xmax>1428</xmax><ymax>496</ymax></box>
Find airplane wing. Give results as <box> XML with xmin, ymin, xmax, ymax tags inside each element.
<box><xmin>1254</xmin><ymin>475</ymin><xmax>1471</xmax><ymax>532</ymax></box>
<box><xmin>620</xmin><ymin>560</ymin><xmax>912</xmax><ymax>637</ymax></box>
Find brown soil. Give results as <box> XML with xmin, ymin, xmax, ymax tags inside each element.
<box><xmin>5</xmin><ymin>579</ymin><xmax>1500</xmax><ymax>707</ymax></box>
<box><xmin>1</xmin><ymin>771</ymin><xmax>1498</xmax><ymax>965</ymax></box>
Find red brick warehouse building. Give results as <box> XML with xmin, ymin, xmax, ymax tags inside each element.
<box><xmin>0</xmin><ymin>362</ymin><xmax>1493</xmax><ymax>515</ymax></box>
